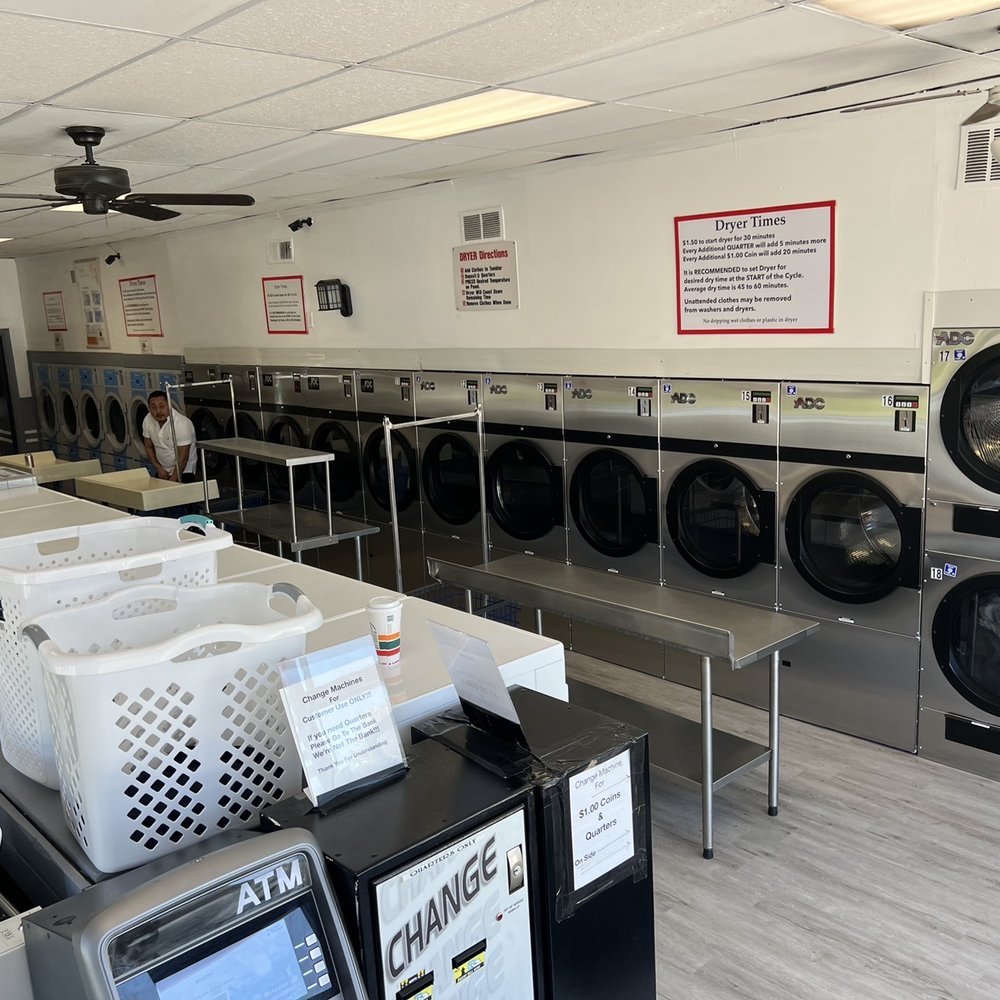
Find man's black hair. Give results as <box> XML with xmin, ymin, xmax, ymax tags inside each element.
<box><xmin>148</xmin><ymin>390</ymin><xmax>168</xmax><ymax>404</ymax></box>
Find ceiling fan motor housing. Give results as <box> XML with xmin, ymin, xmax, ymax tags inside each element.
<box><xmin>53</xmin><ymin>163</ymin><xmax>131</xmax><ymax>213</ymax></box>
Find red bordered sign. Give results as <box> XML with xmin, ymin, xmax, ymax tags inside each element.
<box><xmin>262</xmin><ymin>275</ymin><xmax>308</xmax><ymax>335</ymax></box>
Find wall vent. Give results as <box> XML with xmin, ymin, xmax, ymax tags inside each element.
<box><xmin>266</xmin><ymin>238</ymin><xmax>294</xmax><ymax>263</ymax></box>
<box><xmin>461</xmin><ymin>207</ymin><xmax>504</xmax><ymax>242</ymax></box>
<box><xmin>958</xmin><ymin>124</ymin><xmax>1000</xmax><ymax>186</ymax></box>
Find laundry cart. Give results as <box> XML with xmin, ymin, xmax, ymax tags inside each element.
<box><xmin>0</xmin><ymin>518</ymin><xmax>232</xmax><ymax>788</ymax></box>
<box><xmin>23</xmin><ymin>580</ymin><xmax>322</xmax><ymax>873</ymax></box>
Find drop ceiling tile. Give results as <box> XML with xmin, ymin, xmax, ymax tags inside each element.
<box><xmin>373</xmin><ymin>0</ymin><xmax>779</xmax><ymax>84</ymax></box>
<box><xmin>196</xmin><ymin>0</ymin><xmax>535</xmax><ymax>62</ymax></box>
<box><xmin>724</xmin><ymin>54</ymin><xmax>1000</xmax><ymax>121</ymax></box>
<box><xmin>515</xmin><ymin>5</ymin><xmax>892</xmax><ymax>102</ymax></box>
<box><xmin>309</xmin><ymin>177</ymin><xmax>427</xmax><ymax>199</ymax></box>
<box><xmin>624</xmin><ymin>35</ymin><xmax>965</xmax><ymax>117</ymax></box>
<box><xmin>207</xmin><ymin>66</ymin><xmax>479</xmax><ymax>131</ymax></box>
<box><xmin>220</xmin><ymin>172</ymin><xmax>358</xmax><ymax>198</ymax></box>
<box><xmin>54</xmin><ymin>39</ymin><xmax>341</xmax><ymax>119</ymax></box>
<box><xmin>210</xmin><ymin>132</ymin><xmax>411</xmax><ymax>173</ymax></box>
<box><xmin>530</xmin><ymin>115</ymin><xmax>744</xmax><ymax>155</ymax></box>
<box><xmin>0</xmin><ymin>153</ymin><xmax>72</xmax><ymax>184</ymax></box>
<box><xmin>911</xmin><ymin>8</ymin><xmax>1000</xmax><ymax>53</ymax></box>
<box><xmin>0</xmin><ymin>13</ymin><xmax>167</xmax><ymax>104</ymax></box>
<box><xmin>401</xmin><ymin>148</ymin><xmax>558</xmax><ymax>181</ymax></box>
<box><xmin>439</xmin><ymin>103</ymin><xmax>684</xmax><ymax>150</ymax></box>
<box><xmin>0</xmin><ymin>106</ymin><xmax>179</xmax><ymax>156</ymax></box>
<box><xmin>0</xmin><ymin>102</ymin><xmax>29</xmax><ymax>123</ymax></box>
<box><xmin>105</xmin><ymin>121</ymin><xmax>302</xmax><ymax>164</ymax></box>
<box><xmin>0</xmin><ymin>1</ymin><xmax>250</xmax><ymax>34</ymax></box>
<box><xmin>316</xmin><ymin>141</ymin><xmax>505</xmax><ymax>177</ymax></box>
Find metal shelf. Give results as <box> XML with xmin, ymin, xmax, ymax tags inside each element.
<box><xmin>197</xmin><ymin>436</ymin><xmax>335</xmax><ymax>467</ymax></box>
<box><xmin>212</xmin><ymin>503</ymin><xmax>378</xmax><ymax>553</ymax></box>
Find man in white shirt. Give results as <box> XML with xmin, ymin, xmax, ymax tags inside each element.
<box><xmin>143</xmin><ymin>391</ymin><xmax>198</xmax><ymax>482</ymax></box>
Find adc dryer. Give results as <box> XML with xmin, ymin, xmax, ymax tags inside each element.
<box><xmin>259</xmin><ymin>366</ymin><xmax>315</xmax><ymax>507</ymax></box>
<box><xmin>99</xmin><ymin>366</ymin><xmax>131</xmax><ymax>471</ymax></box>
<box><xmin>76</xmin><ymin>364</ymin><xmax>104</xmax><ymax>466</ymax></box>
<box><xmin>55</xmin><ymin>363</ymin><xmax>79</xmax><ymax>459</ymax></box>
<box><xmin>306</xmin><ymin>368</ymin><xmax>365</xmax><ymax>520</ymax></box>
<box><xmin>777</xmin><ymin>381</ymin><xmax>928</xmax><ymax>751</ymax></box>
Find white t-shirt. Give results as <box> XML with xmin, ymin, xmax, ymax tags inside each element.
<box><xmin>142</xmin><ymin>409</ymin><xmax>197</xmax><ymax>475</ymax></box>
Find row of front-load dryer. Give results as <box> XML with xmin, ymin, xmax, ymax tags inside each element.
<box><xmin>181</xmin><ymin>363</ymin><xmax>928</xmax><ymax>754</ymax></box>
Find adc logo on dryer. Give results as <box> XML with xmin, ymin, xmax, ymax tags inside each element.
<box><xmin>489</xmin><ymin>383</ymin><xmax>508</xmax><ymax>395</ymax></box>
<box><xmin>419</xmin><ymin>381</ymin><xmax>436</xmax><ymax>391</ymax></box>
<box><xmin>793</xmin><ymin>396</ymin><xmax>825</xmax><ymax>410</ymax></box>
<box><xmin>669</xmin><ymin>392</ymin><xmax>696</xmax><ymax>405</ymax></box>
<box><xmin>934</xmin><ymin>330</ymin><xmax>975</xmax><ymax>346</ymax></box>
<box><xmin>571</xmin><ymin>387</ymin><xmax>593</xmax><ymax>399</ymax></box>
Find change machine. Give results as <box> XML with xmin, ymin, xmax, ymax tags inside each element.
<box><xmin>21</xmin><ymin>829</ymin><xmax>368</xmax><ymax>1000</ymax></box>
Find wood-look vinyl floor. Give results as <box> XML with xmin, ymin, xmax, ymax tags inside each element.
<box><xmin>566</xmin><ymin>652</ymin><xmax>1000</xmax><ymax>1000</ymax></box>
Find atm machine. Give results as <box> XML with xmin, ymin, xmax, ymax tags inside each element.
<box><xmin>13</xmin><ymin>829</ymin><xmax>368</xmax><ymax>1000</ymax></box>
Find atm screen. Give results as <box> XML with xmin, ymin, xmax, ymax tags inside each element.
<box><xmin>117</xmin><ymin>902</ymin><xmax>343</xmax><ymax>1000</ymax></box>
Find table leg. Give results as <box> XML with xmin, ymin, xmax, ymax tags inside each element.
<box><xmin>354</xmin><ymin>536</ymin><xmax>364</xmax><ymax>581</ymax></box>
<box><xmin>768</xmin><ymin>649</ymin><xmax>780</xmax><ymax>816</ymax></box>
<box><xmin>701</xmin><ymin>654</ymin><xmax>714</xmax><ymax>860</ymax></box>
<box><xmin>535</xmin><ymin>608</ymin><xmax>544</xmax><ymax>635</ymax></box>
<box><xmin>294</xmin><ymin>549</ymin><xmax>303</xmax><ymax>564</ymax></box>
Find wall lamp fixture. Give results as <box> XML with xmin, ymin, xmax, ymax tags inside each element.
<box><xmin>315</xmin><ymin>278</ymin><xmax>353</xmax><ymax>317</ymax></box>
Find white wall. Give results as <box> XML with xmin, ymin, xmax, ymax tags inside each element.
<box><xmin>14</xmin><ymin>96</ymin><xmax>992</xmax><ymax>383</ymax></box>
<box><xmin>0</xmin><ymin>258</ymin><xmax>29</xmax><ymax>395</ymax></box>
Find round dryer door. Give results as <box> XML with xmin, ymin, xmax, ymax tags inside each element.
<box><xmin>363</xmin><ymin>430</ymin><xmax>418</xmax><ymax>512</ymax></box>
<box><xmin>487</xmin><ymin>440</ymin><xmax>563</xmax><ymax>541</ymax></box>
<box><xmin>59</xmin><ymin>390</ymin><xmax>79</xmax><ymax>441</ymax></box>
<box><xmin>941</xmin><ymin>343</ymin><xmax>1000</xmax><ymax>492</ymax></box>
<box><xmin>785</xmin><ymin>471</ymin><xmax>920</xmax><ymax>603</ymax></box>
<box><xmin>422</xmin><ymin>432</ymin><xmax>480</xmax><ymax>525</ymax></box>
<box><xmin>266</xmin><ymin>415</ymin><xmax>307</xmax><ymax>492</ymax></box>
<box><xmin>570</xmin><ymin>449</ymin><xmax>657</xmax><ymax>558</ymax></box>
<box><xmin>932</xmin><ymin>575</ymin><xmax>1000</xmax><ymax>716</ymax></box>
<box><xmin>130</xmin><ymin>398</ymin><xmax>149</xmax><ymax>448</ymax></box>
<box><xmin>311</xmin><ymin>421</ymin><xmax>360</xmax><ymax>503</ymax></box>
<box><xmin>39</xmin><ymin>386</ymin><xmax>58</xmax><ymax>438</ymax></box>
<box><xmin>104</xmin><ymin>395</ymin><xmax>128</xmax><ymax>451</ymax></box>
<box><xmin>226</xmin><ymin>412</ymin><xmax>266</xmax><ymax>492</ymax></box>
<box><xmin>666</xmin><ymin>459</ymin><xmax>774</xmax><ymax>578</ymax></box>
<box><xmin>190</xmin><ymin>408</ymin><xmax>225</xmax><ymax>477</ymax></box>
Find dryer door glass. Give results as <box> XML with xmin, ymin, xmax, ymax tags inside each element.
<box><xmin>39</xmin><ymin>387</ymin><xmax>57</xmax><ymax>437</ymax></box>
<box><xmin>60</xmin><ymin>390</ymin><xmax>78</xmax><ymax>440</ymax></box>
<box><xmin>190</xmin><ymin>408</ymin><xmax>225</xmax><ymax>477</ymax></box>
<box><xmin>667</xmin><ymin>459</ymin><xmax>773</xmax><ymax>578</ymax></box>
<box><xmin>363</xmin><ymin>430</ymin><xmax>418</xmax><ymax>512</ymax></box>
<box><xmin>932</xmin><ymin>575</ymin><xmax>1000</xmax><ymax>716</ymax></box>
<box><xmin>570</xmin><ymin>448</ymin><xmax>655</xmax><ymax>558</ymax></box>
<box><xmin>226</xmin><ymin>412</ymin><xmax>266</xmax><ymax>492</ymax></box>
<box><xmin>487</xmin><ymin>440</ymin><xmax>562</xmax><ymax>541</ymax></box>
<box><xmin>941</xmin><ymin>343</ymin><xmax>1000</xmax><ymax>492</ymax></box>
<box><xmin>422</xmin><ymin>432</ymin><xmax>479</xmax><ymax>525</ymax></box>
<box><xmin>132</xmin><ymin>400</ymin><xmax>149</xmax><ymax>448</ymax></box>
<box><xmin>104</xmin><ymin>396</ymin><xmax>128</xmax><ymax>450</ymax></box>
<box><xmin>265</xmin><ymin>416</ymin><xmax>307</xmax><ymax>494</ymax></box>
<box><xmin>786</xmin><ymin>471</ymin><xmax>917</xmax><ymax>603</ymax></box>
<box><xmin>311</xmin><ymin>421</ymin><xmax>360</xmax><ymax>503</ymax></box>
<box><xmin>81</xmin><ymin>393</ymin><xmax>102</xmax><ymax>448</ymax></box>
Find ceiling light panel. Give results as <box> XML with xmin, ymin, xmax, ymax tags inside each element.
<box><xmin>807</xmin><ymin>1</ymin><xmax>1000</xmax><ymax>29</ymax></box>
<box><xmin>51</xmin><ymin>40</ymin><xmax>339</xmax><ymax>119</ymax></box>
<box><xmin>517</xmin><ymin>5</ymin><xmax>889</xmax><ymax>102</ymax></box>
<box><xmin>0</xmin><ymin>1</ymin><xmax>252</xmax><ymax>34</ymax></box>
<box><xmin>210</xmin><ymin>132</ymin><xmax>412</xmax><ymax>173</ymax></box>
<box><xmin>373</xmin><ymin>0</ymin><xmax>778</xmax><ymax>83</ymax></box>
<box><xmin>434</xmin><ymin>102</ymin><xmax>682</xmax><ymax>150</ymax></box>
<box><xmin>0</xmin><ymin>106</ymin><xmax>179</xmax><ymax>156</ymax></box>
<box><xmin>0</xmin><ymin>12</ymin><xmax>166</xmax><ymax>104</ymax></box>
<box><xmin>195</xmin><ymin>0</ymin><xmax>535</xmax><ymax>62</ymax></box>
<box><xmin>207</xmin><ymin>66</ymin><xmax>479</xmax><ymax>131</ymax></box>
<box><xmin>106</xmin><ymin>121</ymin><xmax>302</xmax><ymax>164</ymax></box>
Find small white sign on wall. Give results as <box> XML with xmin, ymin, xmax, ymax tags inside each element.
<box><xmin>453</xmin><ymin>240</ymin><xmax>519</xmax><ymax>311</ymax></box>
<box><xmin>42</xmin><ymin>291</ymin><xmax>67</xmax><ymax>333</ymax></box>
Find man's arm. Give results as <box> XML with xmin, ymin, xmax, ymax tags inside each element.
<box><xmin>169</xmin><ymin>444</ymin><xmax>191</xmax><ymax>482</ymax></box>
<box><xmin>144</xmin><ymin>436</ymin><xmax>168</xmax><ymax>479</ymax></box>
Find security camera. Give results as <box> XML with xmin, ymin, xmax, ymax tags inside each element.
<box><xmin>105</xmin><ymin>252</ymin><xmax>121</xmax><ymax>265</ymax></box>
<box><xmin>288</xmin><ymin>217</ymin><xmax>312</xmax><ymax>232</ymax></box>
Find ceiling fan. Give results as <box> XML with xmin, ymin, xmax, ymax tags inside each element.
<box><xmin>0</xmin><ymin>125</ymin><xmax>255</xmax><ymax>220</ymax></box>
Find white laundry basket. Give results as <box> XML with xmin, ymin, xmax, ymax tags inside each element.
<box><xmin>0</xmin><ymin>517</ymin><xmax>231</xmax><ymax>788</ymax></box>
<box><xmin>24</xmin><ymin>581</ymin><xmax>322</xmax><ymax>874</ymax></box>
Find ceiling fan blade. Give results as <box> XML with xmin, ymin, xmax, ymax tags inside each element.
<box><xmin>123</xmin><ymin>193</ymin><xmax>255</xmax><ymax>207</ymax></box>
<box><xmin>0</xmin><ymin>203</ymin><xmax>62</xmax><ymax>214</ymax></box>
<box><xmin>110</xmin><ymin>200</ymin><xmax>180</xmax><ymax>222</ymax></box>
<box><xmin>0</xmin><ymin>192</ymin><xmax>75</xmax><ymax>202</ymax></box>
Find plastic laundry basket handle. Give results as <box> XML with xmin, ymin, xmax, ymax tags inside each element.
<box><xmin>22</xmin><ymin>583</ymin><xmax>322</xmax><ymax>676</ymax></box>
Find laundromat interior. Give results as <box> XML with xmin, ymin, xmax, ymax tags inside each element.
<box><xmin>4</xmin><ymin>3</ymin><xmax>1000</xmax><ymax>999</ymax></box>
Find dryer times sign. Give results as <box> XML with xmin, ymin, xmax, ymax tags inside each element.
<box><xmin>453</xmin><ymin>240</ymin><xmax>519</xmax><ymax>311</ymax></box>
<box><xmin>675</xmin><ymin>201</ymin><xmax>835</xmax><ymax>334</ymax></box>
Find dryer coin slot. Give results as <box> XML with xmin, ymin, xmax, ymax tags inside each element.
<box><xmin>343</xmin><ymin>375</ymin><xmax>354</xmax><ymax>398</ymax></box>
<box><xmin>894</xmin><ymin>410</ymin><xmax>916</xmax><ymax>432</ymax></box>
<box><xmin>247</xmin><ymin>370</ymin><xmax>257</xmax><ymax>392</ymax></box>
<box><xmin>293</xmin><ymin>372</ymin><xmax>303</xmax><ymax>393</ymax></box>
<box><xmin>465</xmin><ymin>379</ymin><xmax>479</xmax><ymax>406</ymax></box>
<box><xmin>543</xmin><ymin>382</ymin><xmax>559</xmax><ymax>411</ymax></box>
<box><xmin>752</xmin><ymin>403</ymin><xmax>770</xmax><ymax>424</ymax></box>
<box><xmin>637</xmin><ymin>397</ymin><xmax>652</xmax><ymax>418</ymax></box>
<box><xmin>400</xmin><ymin>377</ymin><xmax>411</xmax><ymax>402</ymax></box>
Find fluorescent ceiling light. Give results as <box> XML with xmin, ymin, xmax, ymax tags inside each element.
<box><xmin>812</xmin><ymin>0</ymin><xmax>1000</xmax><ymax>28</ymax></box>
<box><xmin>336</xmin><ymin>88</ymin><xmax>594</xmax><ymax>140</ymax></box>
<box><xmin>0</xmin><ymin>237</ymin><xmax>12</xmax><ymax>243</ymax></box>
<box><xmin>52</xmin><ymin>203</ymin><xmax>84</xmax><ymax>212</ymax></box>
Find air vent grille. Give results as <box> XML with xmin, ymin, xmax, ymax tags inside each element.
<box><xmin>959</xmin><ymin>125</ymin><xmax>1000</xmax><ymax>185</ymax></box>
<box><xmin>266</xmin><ymin>238</ymin><xmax>294</xmax><ymax>264</ymax></box>
<box><xmin>461</xmin><ymin>207</ymin><xmax>504</xmax><ymax>242</ymax></box>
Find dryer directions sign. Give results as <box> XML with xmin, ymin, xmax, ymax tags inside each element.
<box><xmin>119</xmin><ymin>274</ymin><xmax>163</xmax><ymax>337</ymax></box>
<box><xmin>453</xmin><ymin>240</ymin><xmax>519</xmax><ymax>311</ymax></box>
<box><xmin>675</xmin><ymin>201</ymin><xmax>835</xmax><ymax>335</ymax></box>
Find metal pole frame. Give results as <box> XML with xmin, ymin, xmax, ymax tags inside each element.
<box><xmin>382</xmin><ymin>407</ymin><xmax>487</xmax><ymax>595</ymax></box>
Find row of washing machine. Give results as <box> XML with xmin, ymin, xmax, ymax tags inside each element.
<box><xmin>181</xmin><ymin>362</ymin><xmax>928</xmax><ymax>754</ymax></box>
<box><xmin>29</xmin><ymin>352</ymin><xmax>184</xmax><ymax>473</ymax></box>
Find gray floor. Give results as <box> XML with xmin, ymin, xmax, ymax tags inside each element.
<box><xmin>566</xmin><ymin>652</ymin><xmax>1000</xmax><ymax>1000</ymax></box>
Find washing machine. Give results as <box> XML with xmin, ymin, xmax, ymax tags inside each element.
<box><xmin>307</xmin><ymin>368</ymin><xmax>365</xmax><ymax>520</ymax></box>
<box><xmin>259</xmin><ymin>365</ymin><xmax>317</xmax><ymax>507</ymax></box>
<box><xmin>54</xmin><ymin>363</ymin><xmax>79</xmax><ymax>459</ymax></box>
<box><xmin>415</xmin><ymin>369</ymin><xmax>486</xmax><ymax>567</ymax></box>
<box><xmin>356</xmin><ymin>368</ymin><xmax>422</xmax><ymax>590</ymax></box>
<box><xmin>99</xmin><ymin>366</ymin><xmax>131</xmax><ymax>471</ymax></box>
<box><xmin>563</xmin><ymin>374</ymin><xmax>660</xmax><ymax>581</ymax></box>
<box><xmin>777</xmin><ymin>381</ymin><xmax>928</xmax><ymax>750</ymax></box>
<box><xmin>660</xmin><ymin>378</ymin><xmax>778</xmax><ymax>607</ymax></box>
<box><xmin>32</xmin><ymin>360</ymin><xmax>59</xmax><ymax>454</ymax></box>
<box><xmin>919</xmin><ymin>550</ymin><xmax>1000</xmax><ymax>778</ymax></box>
<box><xmin>76</xmin><ymin>364</ymin><xmax>104</xmax><ymax>466</ymax></box>
<box><xmin>483</xmin><ymin>372</ymin><xmax>566</xmax><ymax>563</ymax></box>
